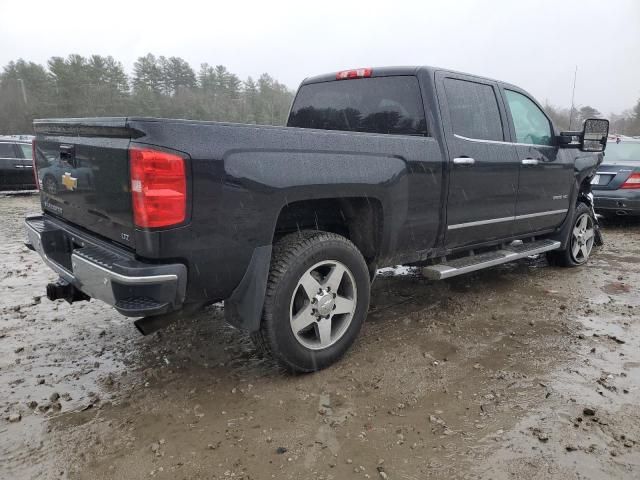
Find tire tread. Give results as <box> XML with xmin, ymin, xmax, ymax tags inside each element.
<box><xmin>251</xmin><ymin>230</ymin><xmax>367</xmax><ymax>372</ymax></box>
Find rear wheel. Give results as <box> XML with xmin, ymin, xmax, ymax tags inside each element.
<box><xmin>547</xmin><ymin>202</ymin><xmax>596</xmax><ymax>267</ymax></box>
<box><xmin>251</xmin><ymin>230</ymin><xmax>370</xmax><ymax>372</ymax></box>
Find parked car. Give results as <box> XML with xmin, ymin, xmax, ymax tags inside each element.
<box><xmin>24</xmin><ymin>66</ymin><xmax>608</xmax><ymax>372</ymax></box>
<box><xmin>592</xmin><ymin>136</ymin><xmax>640</xmax><ymax>217</ymax></box>
<box><xmin>0</xmin><ymin>135</ymin><xmax>35</xmax><ymax>190</ymax></box>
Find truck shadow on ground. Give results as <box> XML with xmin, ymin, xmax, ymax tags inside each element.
<box><xmin>118</xmin><ymin>255</ymin><xmax>554</xmax><ymax>383</ymax></box>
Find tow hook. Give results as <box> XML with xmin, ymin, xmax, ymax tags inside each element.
<box><xmin>46</xmin><ymin>279</ymin><xmax>90</xmax><ymax>304</ymax></box>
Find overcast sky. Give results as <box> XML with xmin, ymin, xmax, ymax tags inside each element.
<box><xmin>1</xmin><ymin>0</ymin><xmax>638</xmax><ymax>114</ymax></box>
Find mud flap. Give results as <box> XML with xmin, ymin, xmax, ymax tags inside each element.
<box><xmin>224</xmin><ymin>245</ymin><xmax>272</xmax><ymax>332</ymax></box>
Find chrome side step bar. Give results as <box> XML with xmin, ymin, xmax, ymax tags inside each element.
<box><xmin>422</xmin><ymin>239</ymin><xmax>561</xmax><ymax>280</ymax></box>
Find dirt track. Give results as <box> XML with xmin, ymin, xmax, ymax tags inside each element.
<box><xmin>1</xmin><ymin>193</ymin><xmax>639</xmax><ymax>479</ymax></box>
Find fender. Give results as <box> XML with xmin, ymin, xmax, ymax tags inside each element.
<box><xmin>221</xmin><ymin>151</ymin><xmax>409</xmax><ymax>331</ymax></box>
<box><xmin>550</xmin><ymin>150</ymin><xmax>604</xmax><ymax>249</ymax></box>
<box><xmin>575</xmin><ymin>151</ymin><xmax>605</xmax><ymax>246</ymax></box>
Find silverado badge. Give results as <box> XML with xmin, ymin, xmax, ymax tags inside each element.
<box><xmin>62</xmin><ymin>172</ymin><xmax>77</xmax><ymax>191</ymax></box>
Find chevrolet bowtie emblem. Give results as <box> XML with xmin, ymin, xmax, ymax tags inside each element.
<box><xmin>62</xmin><ymin>172</ymin><xmax>77</xmax><ymax>191</ymax></box>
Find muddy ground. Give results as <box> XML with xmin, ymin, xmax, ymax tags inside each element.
<box><xmin>1</xmin><ymin>193</ymin><xmax>639</xmax><ymax>480</ymax></box>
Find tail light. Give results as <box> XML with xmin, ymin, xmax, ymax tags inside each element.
<box><xmin>129</xmin><ymin>147</ymin><xmax>186</xmax><ymax>228</ymax></box>
<box><xmin>336</xmin><ymin>68</ymin><xmax>372</xmax><ymax>80</ymax></box>
<box><xmin>32</xmin><ymin>139</ymin><xmax>40</xmax><ymax>190</ymax></box>
<box><xmin>621</xmin><ymin>173</ymin><xmax>640</xmax><ymax>189</ymax></box>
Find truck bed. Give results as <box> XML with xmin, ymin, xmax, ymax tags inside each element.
<box><xmin>33</xmin><ymin>116</ymin><xmax>445</xmax><ymax>304</ymax></box>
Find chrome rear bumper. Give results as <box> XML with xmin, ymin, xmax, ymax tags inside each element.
<box><xmin>24</xmin><ymin>214</ymin><xmax>187</xmax><ymax>317</ymax></box>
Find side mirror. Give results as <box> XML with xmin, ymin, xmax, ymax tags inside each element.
<box><xmin>558</xmin><ymin>118</ymin><xmax>609</xmax><ymax>152</ymax></box>
<box><xmin>581</xmin><ymin>118</ymin><xmax>609</xmax><ymax>153</ymax></box>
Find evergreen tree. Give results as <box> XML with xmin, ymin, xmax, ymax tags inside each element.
<box><xmin>132</xmin><ymin>54</ymin><xmax>164</xmax><ymax>95</ymax></box>
<box><xmin>0</xmin><ymin>53</ymin><xmax>296</xmax><ymax>133</ymax></box>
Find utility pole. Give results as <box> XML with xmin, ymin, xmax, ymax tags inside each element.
<box><xmin>17</xmin><ymin>78</ymin><xmax>27</xmax><ymax>104</ymax></box>
<box><xmin>568</xmin><ymin>66</ymin><xmax>577</xmax><ymax>130</ymax></box>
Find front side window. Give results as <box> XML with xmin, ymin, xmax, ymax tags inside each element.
<box><xmin>288</xmin><ymin>76</ymin><xmax>427</xmax><ymax>136</ymax></box>
<box><xmin>505</xmin><ymin>90</ymin><xmax>553</xmax><ymax>146</ymax></box>
<box><xmin>444</xmin><ymin>78</ymin><xmax>504</xmax><ymax>142</ymax></box>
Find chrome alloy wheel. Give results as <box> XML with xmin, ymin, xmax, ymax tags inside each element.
<box><xmin>571</xmin><ymin>212</ymin><xmax>595</xmax><ymax>263</ymax></box>
<box><xmin>289</xmin><ymin>260</ymin><xmax>357</xmax><ymax>350</ymax></box>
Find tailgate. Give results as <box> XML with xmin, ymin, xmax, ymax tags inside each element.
<box><xmin>33</xmin><ymin>118</ymin><xmax>140</xmax><ymax>248</ymax></box>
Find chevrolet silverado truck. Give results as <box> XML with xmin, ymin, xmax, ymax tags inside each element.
<box><xmin>25</xmin><ymin>66</ymin><xmax>609</xmax><ymax>372</ymax></box>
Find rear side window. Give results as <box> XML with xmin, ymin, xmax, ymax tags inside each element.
<box><xmin>444</xmin><ymin>78</ymin><xmax>504</xmax><ymax>141</ymax></box>
<box><xmin>288</xmin><ymin>76</ymin><xmax>427</xmax><ymax>136</ymax></box>
<box><xmin>0</xmin><ymin>143</ymin><xmax>17</xmax><ymax>158</ymax></box>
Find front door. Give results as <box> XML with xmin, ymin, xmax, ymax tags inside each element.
<box><xmin>437</xmin><ymin>73</ymin><xmax>519</xmax><ymax>248</ymax></box>
<box><xmin>502</xmin><ymin>88</ymin><xmax>572</xmax><ymax>233</ymax></box>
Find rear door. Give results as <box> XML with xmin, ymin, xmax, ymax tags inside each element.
<box><xmin>436</xmin><ymin>73</ymin><xmax>519</xmax><ymax>248</ymax></box>
<box><xmin>0</xmin><ymin>142</ymin><xmax>24</xmax><ymax>188</ymax></box>
<box><xmin>501</xmin><ymin>88</ymin><xmax>572</xmax><ymax>233</ymax></box>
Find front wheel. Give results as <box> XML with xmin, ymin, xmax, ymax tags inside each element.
<box><xmin>547</xmin><ymin>202</ymin><xmax>596</xmax><ymax>267</ymax></box>
<box><xmin>251</xmin><ymin>230</ymin><xmax>371</xmax><ymax>372</ymax></box>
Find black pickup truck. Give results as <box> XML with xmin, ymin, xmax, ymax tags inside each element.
<box><xmin>25</xmin><ymin>66</ymin><xmax>609</xmax><ymax>372</ymax></box>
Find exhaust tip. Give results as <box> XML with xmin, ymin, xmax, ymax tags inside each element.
<box><xmin>133</xmin><ymin>303</ymin><xmax>204</xmax><ymax>336</ymax></box>
<box><xmin>134</xmin><ymin>313</ymin><xmax>179</xmax><ymax>336</ymax></box>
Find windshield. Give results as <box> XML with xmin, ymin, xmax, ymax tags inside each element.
<box><xmin>605</xmin><ymin>141</ymin><xmax>640</xmax><ymax>161</ymax></box>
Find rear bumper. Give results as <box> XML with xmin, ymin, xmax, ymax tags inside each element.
<box><xmin>593</xmin><ymin>190</ymin><xmax>640</xmax><ymax>214</ymax></box>
<box><xmin>24</xmin><ymin>214</ymin><xmax>187</xmax><ymax>317</ymax></box>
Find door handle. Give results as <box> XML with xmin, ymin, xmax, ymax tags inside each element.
<box><xmin>521</xmin><ymin>158</ymin><xmax>539</xmax><ymax>166</ymax></box>
<box><xmin>453</xmin><ymin>157</ymin><xmax>475</xmax><ymax>166</ymax></box>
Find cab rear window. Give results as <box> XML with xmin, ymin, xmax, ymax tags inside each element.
<box><xmin>288</xmin><ymin>76</ymin><xmax>427</xmax><ymax>136</ymax></box>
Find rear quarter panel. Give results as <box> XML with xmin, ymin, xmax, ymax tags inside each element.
<box><xmin>128</xmin><ymin>119</ymin><xmax>444</xmax><ymax>302</ymax></box>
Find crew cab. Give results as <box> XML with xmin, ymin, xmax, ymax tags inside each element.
<box><xmin>24</xmin><ymin>66</ymin><xmax>609</xmax><ymax>372</ymax></box>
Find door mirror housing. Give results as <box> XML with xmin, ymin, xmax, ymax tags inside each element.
<box><xmin>581</xmin><ymin>118</ymin><xmax>609</xmax><ymax>152</ymax></box>
<box><xmin>557</xmin><ymin>118</ymin><xmax>609</xmax><ymax>152</ymax></box>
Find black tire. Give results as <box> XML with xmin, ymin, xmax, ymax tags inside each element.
<box><xmin>547</xmin><ymin>202</ymin><xmax>596</xmax><ymax>267</ymax></box>
<box><xmin>251</xmin><ymin>230</ymin><xmax>370</xmax><ymax>373</ymax></box>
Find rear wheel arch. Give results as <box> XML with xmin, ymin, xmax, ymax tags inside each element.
<box><xmin>272</xmin><ymin>197</ymin><xmax>384</xmax><ymax>274</ymax></box>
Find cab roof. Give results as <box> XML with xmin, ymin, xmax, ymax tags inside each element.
<box><xmin>300</xmin><ymin>65</ymin><xmax>508</xmax><ymax>87</ymax></box>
